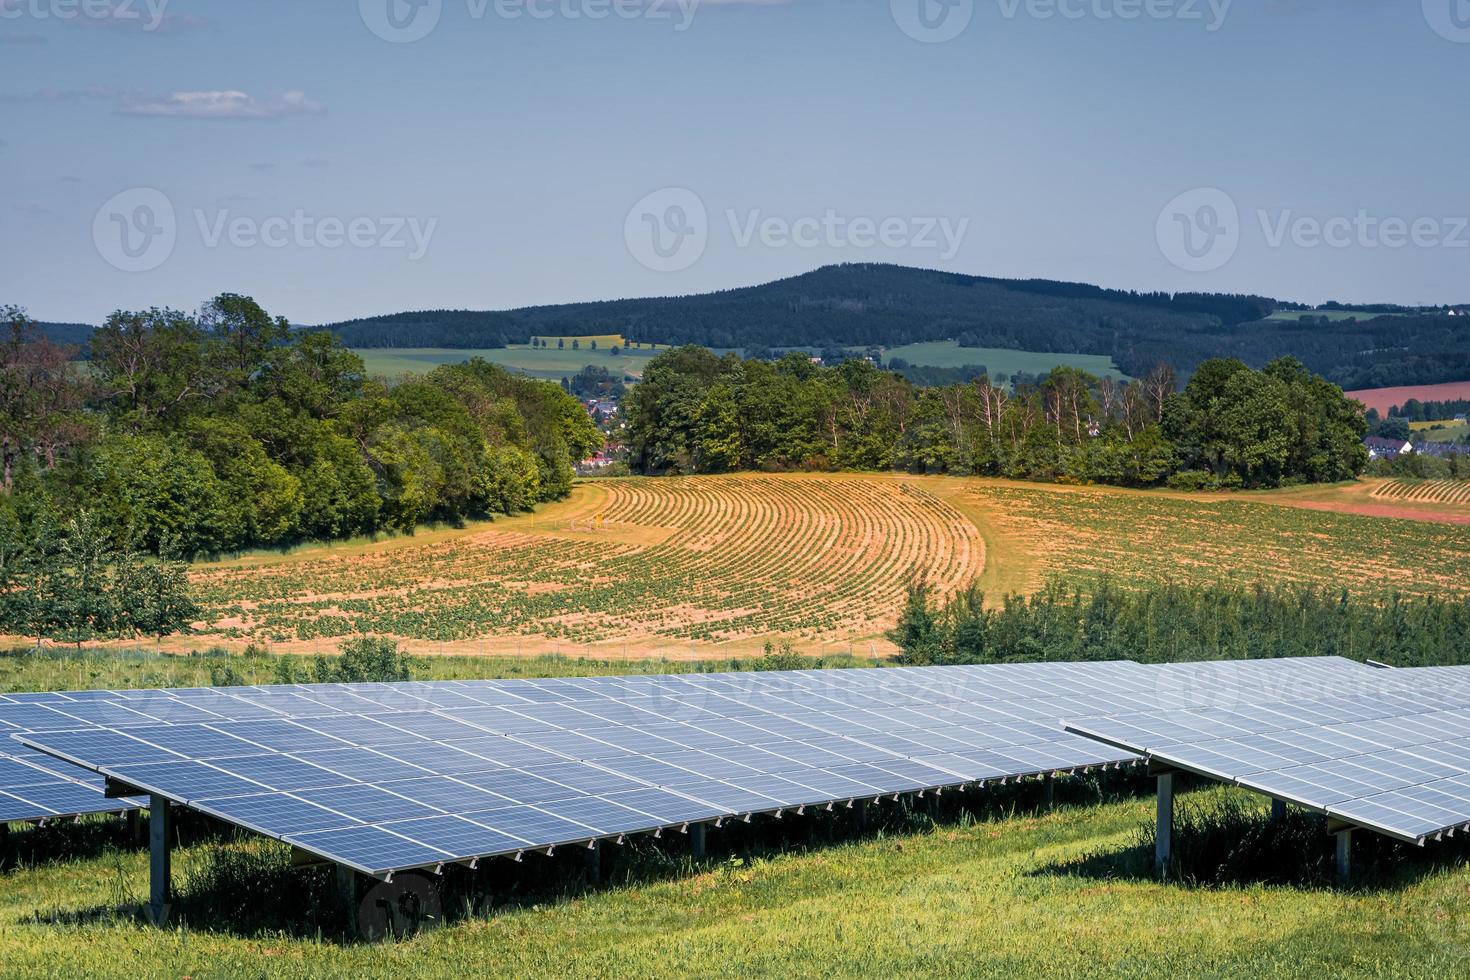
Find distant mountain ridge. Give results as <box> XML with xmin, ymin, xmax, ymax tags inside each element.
<box><xmin>28</xmin><ymin>264</ymin><xmax>1470</xmax><ymax>389</ymax></box>
<box><xmin>320</xmin><ymin>264</ymin><xmax>1466</xmax><ymax>388</ymax></box>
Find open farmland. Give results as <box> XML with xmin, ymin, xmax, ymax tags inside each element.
<box><xmin>963</xmin><ymin>482</ymin><xmax>1470</xmax><ymax>600</ymax></box>
<box><xmin>1345</xmin><ymin>381</ymin><xmax>1470</xmax><ymax>415</ymax></box>
<box><xmin>191</xmin><ymin>476</ymin><xmax>983</xmax><ymax>656</ymax></box>
<box><xmin>1373</xmin><ymin>479</ymin><xmax>1470</xmax><ymax>507</ymax></box>
<box><xmin>179</xmin><ymin>475</ymin><xmax>1470</xmax><ymax>659</ymax></box>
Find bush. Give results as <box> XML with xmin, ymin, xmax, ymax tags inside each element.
<box><xmin>314</xmin><ymin>637</ymin><xmax>417</xmax><ymax>683</ymax></box>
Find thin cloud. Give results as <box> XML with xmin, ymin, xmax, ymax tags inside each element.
<box><xmin>118</xmin><ymin>90</ymin><xmax>323</xmax><ymax>119</ymax></box>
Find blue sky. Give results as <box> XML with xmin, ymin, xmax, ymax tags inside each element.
<box><xmin>2</xmin><ymin>0</ymin><xmax>1467</xmax><ymax>324</ymax></box>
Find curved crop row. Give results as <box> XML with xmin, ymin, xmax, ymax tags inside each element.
<box><xmin>191</xmin><ymin>476</ymin><xmax>985</xmax><ymax>647</ymax></box>
<box><xmin>1372</xmin><ymin>480</ymin><xmax>1470</xmax><ymax>506</ymax></box>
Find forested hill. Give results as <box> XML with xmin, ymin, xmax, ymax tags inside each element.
<box><xmin>319</xmin><ymin>264</ymin><xmax>1467</xmax><ymax>388</ymax></box>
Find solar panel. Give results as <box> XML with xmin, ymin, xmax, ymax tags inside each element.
<box><xmin>5</xmin><ymin>656</ymin><xmax>1386</xmax><ymax>870</ymax></box>
<box><xmin>1066</xmin><ymin>667</ymin><xmax>1470</xmax><ymax>844</ymax></box>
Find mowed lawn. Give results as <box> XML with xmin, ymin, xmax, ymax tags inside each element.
<box><xmin>2</xmin><ymin>789</ymin><xmax>1466</xmax><ymax>978</ymax></box>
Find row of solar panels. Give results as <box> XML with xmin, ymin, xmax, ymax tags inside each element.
<box><xmin>3</xmin><ymin>657</ymin><xmax>1396</xmax><ymax>875</ymax></box>
<box><xmin>1070</xmin><ymin>665</ymin><xmax>1470</xmax><ymax>844</ymax></box>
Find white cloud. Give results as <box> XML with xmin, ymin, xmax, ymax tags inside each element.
<box><xmin>118</xmin><ymin>90</ymin><xmax>323</xmax><ymax>119</ymax></box>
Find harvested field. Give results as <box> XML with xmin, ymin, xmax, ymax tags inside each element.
<box><xmin>1345</xmin><ymin>381</ymin><xmax>1470</xmax><ymax>415</ymax></box>
<box><xmin>191</xmin><ymin>476</ymin><xmax>983</xmax><ymax>651</ymax></box>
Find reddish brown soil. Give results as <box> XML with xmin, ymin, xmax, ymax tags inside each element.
<box><xmin>1345</xmin><ymin>381</ymin><xmax>1470</xmax><ymax>415</ymax></box>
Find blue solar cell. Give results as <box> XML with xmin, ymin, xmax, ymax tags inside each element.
<box><xmin>0</xmin><ymin>790</ymin><xmax>56</xmax><ymax>820</ymax></box>
<box><xmin>287</xmin><ymin>825</ymin><xmax>450</xmax><ymax>873</ymax></box>
<box><xmin>380</xmin><ymin>815</ymin><xmax>529</xmax><ymax>857</ymax></box>
<box><xmin>376</xmin><ymin>742</ymin><xmax>507</xmax><ymax>776</ymax></box>
<box><xmin>603</xmin><ymin>788</ymin><xmax>724</xmax><ymax>826</ymax></box>
<box><xmin>535</xmin><ymin>796</ymin><xmax>665</xmax><ymax>836</ymax></box>
<box><xmin>455</xmin><ymin>769</ymin><xmax>584</xmax><ymax>805</ymax></box>
<box><xmin>19</xmin><ymin>730</ymin><xmax>180</xmax><ymax>768</ymax></box>
<box><xmin>462</xmin><ymin>805</ymin><xmax>600</xmax><ymax>845</ymax></box>
<box><xmin>521</xmin><ymin>762</ymin><xmax>648</xmax><ymax>797</ymax></box>
<box><xmin>195</xmin><ymin>792</ymin><xmax>360</xmax><ymax>835</ymax></box>
<box><xmin>110</xmin><ymin>761</ymin><xmax>269</xmax><ymax>801</ymax></box>
<box><xmin>120</xmin><ymin>724</ymin><xmax>269</xmax><ymax>761</ymax></box>
<box><xmin>294</xmin><ymin>784</ymin><xmax>443</xmax><ymax>824</ymax></box>
<box><xmin>373</xmin><ymin>776</ymin><xmax>511</xmax><ymax>813</ymax></box>
<box><xmin>210</xmin><ymin>754</ymin><xmax>351</xmax><ymax>793</ymax></box>
<box><xmin>293</xmin><ymin>749</ymin><xmax>433</xmax><ymax>783</ymax></box>
<box><xmin>209</xmin><ymin>719</ymin><xmax>353</xmax><ymax>754</ymax></box>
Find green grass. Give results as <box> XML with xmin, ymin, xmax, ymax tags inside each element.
<box><xmin>0</xmin><ymin>646</ymin><xmax>879</xmax><ymax>695</ymax></box>
<box><xmin>879</xmin><ymin>342</ymin><xmax>1126</xmax><ymax>380</ymax></box>
<box><xmin>354</xmin><ymin>345</ymin><xmax>668</xmax><ymax>382</ymax></box>
<box><xmin>3</xmin><ymin>780</ymin><xmax>1469</xmax><ymax>978</ymax></box>
<box><xmin>1264</xmin><ymin>310</ymin><xmax>1408</xmax><ymax>322</ymax></box>
<box><xmin>1408</xmin><ymin>420</ymin><xmax>1470</xmax><ymax>443</ymax></box>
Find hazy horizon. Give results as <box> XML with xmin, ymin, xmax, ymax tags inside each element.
<box><xmin>4</xmin><ymin>0</ymin><xmax>1469</xmax><ymax>324</ymax></box>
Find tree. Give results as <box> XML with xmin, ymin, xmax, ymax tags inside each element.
<box><xmin>0</xmin><ymin>307</ymin><xmax>90</xmax><ymax>488</ymax></box>
<box><xmin>115</xmin><ymin>545</ymin><xmax>200</xmax><ymax>642</ymax></box>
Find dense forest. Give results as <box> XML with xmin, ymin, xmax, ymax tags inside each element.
<box><xmin>39</xmin><ymin>266</ymin><xmax>1470</xmax><ymax>391</ymax></box>
<box><xmin>306</xmin><ymin>265</ymin><xmax>1466</xmax><ymax>390</ymax></box>
<box><xmin>888</xmin><ymin>580</ymin><xmax>1470</xmax><ymax>668</ymax></box>
<box><xmin>624</xmin><ymin>347</ymin><xmax>1367</xmax><ymax>488</ymax></box>
<box><xmin>0</xmin><ymin>298</ymin><xmax>601</xmax><ymax>559</ymax></box>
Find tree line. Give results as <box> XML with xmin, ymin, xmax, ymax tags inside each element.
<box><xmin>0</xmin><ymin>511</ymin><xmax>197</xmax><ymax>648</ymax></box>
<box><xmin>888</xmin><ymin>579</ymin><xmax>1470</xmax><ymax>668</ymax></box>
<box><xmin>625</xmin><ymin>348</ymin><xmax>1367</xmax><ymax>488</ymax></box>
<box><xmin>0</xmin><ymin>296</ymin><xmax>602</xmax><ymax>559</ymax></box>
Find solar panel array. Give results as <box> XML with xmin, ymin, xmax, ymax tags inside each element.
<box><xmin>12</xmin><ymin>662</ymin><xmax>1171</xmax><ymax>874</ymax></box>
<box><xmin>6</xmin><ymin>656</ymin><xmax>1428</xmax><ymax>874</ymax></box>
<box><xmin>1067</xmin><ymin>668</ymin><xmax>1470</xmax><ymax>844</ymax></box>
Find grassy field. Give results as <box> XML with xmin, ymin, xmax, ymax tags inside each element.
<box><xmin>879</xmin><ymin>342</ymin><xmax>1125</xmax><ymax>380</ymax></box>
<box><xmin>355</xmin><ymin>343</ymin><xmax>669</xmax><ymax>383</ymax></box>
<box><xmin>3</xmin><ymin>776</ymin><xmax>1468</xmax><ymax>978</ymax></box>
<box><xmin>1409</xmin><ymin>420</ymin><xmax>1470</xmax><ymax>443</ymax></box>
<box><xmin>1265</xmin><ymin>309</ymin><xmax>1406</xmax><ymax>322</ymax></box>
